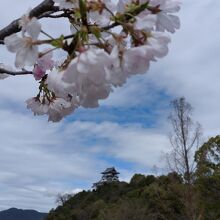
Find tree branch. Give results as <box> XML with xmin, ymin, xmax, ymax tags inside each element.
<box><xmin>0</xmin><ymin>68</ymin><xmax>33</xmax><ymax>76</ymax></box>
<box><xmin>0</xmin><ymin>0</ymin><xmax>58</xmax><ymax>42</ymax></box>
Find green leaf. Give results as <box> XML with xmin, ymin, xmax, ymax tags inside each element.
<box><xmin>51</xmin><ymin>35</ymin><xmax>64</xmax><ymax>48</ymax></box>
<box><xmin>91</xmin><ymin>26</ymin><xmax>101</xmax><ymax>39</ymax></box>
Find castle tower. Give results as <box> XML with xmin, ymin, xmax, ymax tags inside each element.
<box><xmin>93</xmin><ymin>167</ymin><xmax>120</xmax><ymax>189</ymax></box>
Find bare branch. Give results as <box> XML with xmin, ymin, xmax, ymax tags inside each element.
<box><xmin>29</xmin><ymin>0</ymin><xmax>55</xmax><ymax>18</ymax></box>
<box><xmin>167</xmin><ymin>97</ymin><xmax>202</xmax><ymax>184</ymax></box>
<box><xmin>0</xmin><ymin>68</ymin><xmax>33</xmax><ymax>76</ymax></box>
<box><xmin>0</xmin><ymin>0</ymin><xmax>58</xmax><ymax>42</ymax></box>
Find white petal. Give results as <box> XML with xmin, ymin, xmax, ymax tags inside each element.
<box><xmin>62</xmin><ymin>59</ymin><xmax>78</xmax><ymax>84</ymax></box>
<box><xmin>26</xmin><ymin>17</ymin><xmax>41</xmax><ymax>39</ymax></box>
<box><xmin>15</xmin><ymin>45</ymin><xmax>38</xmax><ymax>68</ymax></box>
<box><xmin>135</xmin><ymin>13</ymin><xmax>157</xmax><ymax>31</ymax></box>
<box><xmin>4</xmin><ymin>34</ymin><xmax>23</xmax><ymax>53</ymax></box>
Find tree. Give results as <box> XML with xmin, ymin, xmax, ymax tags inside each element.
<box><xmin>46</xmin><ymin>173</ymin><xmax>188</xmax><ymax>220</ymax></box>
<box><xmin>166</xmin><ymin>97</ymin><xmax>202</xmax><ymax>220</ymax></box>
<box><xmin>194</xmin><ymin>136</ymin><xmax>220</xmax><ymax>219</ymax></box>
<box><xmin>167</xmin><ymin>97</ymin><xmax>202</xmax><ymax>184</ymax></box>
<box><xmin>195</xmin><ymin>135</ymin><xmax>220</xmax><ymax>177</ymax></box>
<box><xmin>56</xmin><ymin>193</ymin><xmax>73</xmax><ymax>206</ymax></box>
<box><xmin>0</xmin><ymin>0</ymin><xmax>181</xmax><ymax>122</ymax></box>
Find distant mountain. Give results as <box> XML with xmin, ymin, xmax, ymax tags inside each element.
<box><xmin>0</xmin><ymin>208</ymin><xmax>47</xmax><ymax>220</ymax></box>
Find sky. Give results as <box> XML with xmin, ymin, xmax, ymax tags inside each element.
<box><xmin>0</xmin><ymin>0</ymin><xmax>220</xmax><ymax>212</ymax></box>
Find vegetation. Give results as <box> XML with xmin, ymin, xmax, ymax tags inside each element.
<box><xmin>166</xmin><ymin>97</ymin><xmax>202</xmax><ymax>220</ymax></box>
<box><xmin>195</xmin><ymin>136</ymin><xmax>220</xmax><ymax>220</ymax></box>
<box><xmin>45</xmin><ymin>136</ymin><xmax>220</xmax><ymax>220</ymax></box>
<box><xmin>45</xmin><ymin>99</ymin><xmax>220</xmax><ymax>220</ymax></box>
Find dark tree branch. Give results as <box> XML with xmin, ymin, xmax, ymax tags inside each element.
<box><xmin>0</xmin><ymin>68</ymin><xmax>33</xmax><ymax>76</ymax></box>
<box><xmin>0</xmin><ymin>0</ymin><xmax>58</xmax><ymax>42</ymax></box>
<box><xmin>29</xmin><ymin>0</ymin><xmax>55</xmax><ymax>18</ymax></box>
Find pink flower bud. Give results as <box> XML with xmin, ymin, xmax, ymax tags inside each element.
<box><xmin>33</xmin><ymin>65</ymin><xmax>46</xmax><ymax>81</ymax></box>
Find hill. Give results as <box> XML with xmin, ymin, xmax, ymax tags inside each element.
<box><xmin>0</xmin><ymin>208</ymin><xmax>47</xmax><ymax>220</ymax></box>
<box><xmin>45</xmin><ymin>136</ymin><xmax>220</xmax><ymax>220</ymax></box>
<box><xmin>45</xmin><ymin>172</ymin><xmax>220</xmax><ymax>220</ymax></box>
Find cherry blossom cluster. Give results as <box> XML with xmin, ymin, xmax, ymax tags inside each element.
<box><xmin>0</xmin><ymin>0</ymin><xmax>181</xmax><ymax>122</ymax></box>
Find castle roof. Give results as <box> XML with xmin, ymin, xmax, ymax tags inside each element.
<box><xmin>101</xmin><ymin>167</ymin><xmax>120</xmax><ymax>175</ymax></box>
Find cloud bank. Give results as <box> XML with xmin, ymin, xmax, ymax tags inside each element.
<box><xmin>0</xmin><ymin>0</ymin><xmax>220</xmax><ymax>212</ymax></box>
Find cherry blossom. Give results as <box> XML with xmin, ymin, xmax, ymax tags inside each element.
<box><xmin>122</xmin><ymin>46</ymin><xmax>153</xmax><ymax>76</ymax></box>
<box><xmin>33</xmin><ymin>51</ymin><xmax>54</xmax><ymax>80</ymax></box>
<box><xmin>87</xmin><ymin>0</ymin><xmax>116</xmax><ymax>27</ymax></box>
<box><xmin>47</xmin><ymin>98</ymin><xmax>73</xmax><ymax>122</ymax></box>
<box><xmin>46</xmin><ymin>70</ymin><xmax>77</xmax><ymax>101</ymax></box>
<box><xmin>26</xmin><ymin>97</ymin><xmax>49</xmax><ymax>116</ymax></box>
<box><xmin>4</xmin><ymin>15</ymin><xmax>41</xmax><ymax>68</ymax></box>
<box><xmin>26</xmin><ymin>95</ymin><xmax>77</xmax><ymax>122</ymax></box>
<box><xmin>134</xmin><ymin>13</ymin><xmax>157</xmax><ymax>31</ymax></box>
<box><xmin>149</xmin><ymin>0</ymin><xmax>181</xmax><ymax>33</ymax></box>
<box><xmin>147</xmin><ymin>32</ymin><xmax>171</xmax><ymax>58</ymax></box>
<box><xmin>19</xmin><ymin>15</ymin><xmax>41</xmax><ymax>39</ymax></box>
<box><xmin>105</xmin><ymin>46</ymin><xmax>127</xmax><ymax>87</ymax></box>
<box><xmin>0</xmin><ymin>0</ymin><xmax>182</xmax><ymax>122</ymax></box>
<box><xmin>61</xmin><ymin>49</ymin><xmax>112</xmax><ymax>108</ymax></box>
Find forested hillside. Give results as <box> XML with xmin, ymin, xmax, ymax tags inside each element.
<box><xmin>46</xmin><ymin>136</ymin><xmax>220</xmax><ymax>220</ymax></box>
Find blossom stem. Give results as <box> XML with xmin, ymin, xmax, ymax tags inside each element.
<box><xmin>41</xmin><ymin>30</ymin><xmax>54</xmax><ymax>40</ymax></box>
<box><xmin>104</xmin><ymin>6</ymin><xmax>115</xmax><ymax>17</ymax></box>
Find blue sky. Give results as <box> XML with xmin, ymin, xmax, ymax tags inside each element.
<box><xmin>0</xmin><ymin>0</ymin><xmax>220</xmax><ymax>212</ymax></box>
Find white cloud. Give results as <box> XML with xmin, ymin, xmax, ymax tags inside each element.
<box><xmin>0</xmin><ymin>110</ymin><xmax>169</xmax><ymax>211</ymax></box>
<box><xmin>0</xmin><ymin>109</ymin><xmax>100</xmax><ymax>211</ymax></box>
<box><xmin>0</xmin><ymin>0</ymin><xmax>220</xmax><ymax>213</ymax></box>
<box><xmin>147</xmin><ymin>0</ymin><xmax>220</xmax><ymax>137</ymax></box>
<box><xmin>66</xmin><ymin>121</ymin><xmax>169</xmax><ymax>167</ymax></box>
<box><xmin>101</xmin><ymin>75</ymin><xmax>157</xmax><ymax>107</ymax></box>
<box><xmin>101</xmin><ymin>0</ymin><xmax>220</xmax><ymax>139</ymax></box>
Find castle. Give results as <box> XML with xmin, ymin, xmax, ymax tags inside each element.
<box><xmin>93</xmin><ymin>167</ymin><xmax>120</xmax><ymax>189</ymax></box>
